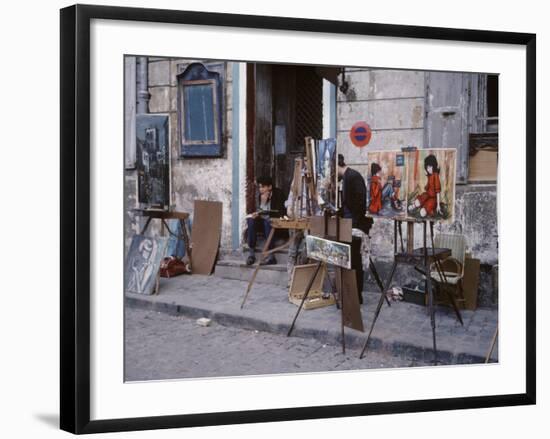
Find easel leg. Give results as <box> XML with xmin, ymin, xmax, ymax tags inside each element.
<box><xmin>424</xmin><ymin>222</ymin><xmax>438</xmax><ymax>364</ymax></box>
<box><xmin>359</xmin><ymin>260</ymin><xmax>398</xmax><ymax>359</ymax></box>
<box><xmin>180</xmin><ymin>219</ymin><xmax>193</xmax><ymax>272</ymax></box>
<box><xmin>429</xmin><ymin>221</ymin><xmax>463</xmax><ymax>325</ymax></box>
<box><xmin>240</xmin><ymin>228</ymin><xmax>276</xmax><ymax>309</ymax></box>
<box><xmin>140</xmin><ymin>217</ymin><xmax>152</xmax><ymax>235</ymax></box>
<box><xmin>154</xmin><ymin>270</ymin><xmax>160</xmax><ymax>295</ymax></box>
<box><xmin>426</xmin><ymin>270</ymin><xmax>438</xmax><ymax>363</ymax></box>
<box><xmin>398</xmin><ymin>221</ymin><xmax>404</xmax><ymax>253</ymax></box>
<box><xmin>338</xmin><ymin>267</ymin><xmax>346</xmax><ymax>354</ymax></box>
<box><xmin>485</xmin><ymin>326</ymin><xmax>498</xmax><ymax>363</ymax></box>
<box><xmin>287</xmin><ymin>261</ymin><xmax>323</xmax><ymax>337</ymax></box>
<box><xmin>369</xmin><ymin>258</ymin><xmax>391</xmax><ymax>307</ymax></box>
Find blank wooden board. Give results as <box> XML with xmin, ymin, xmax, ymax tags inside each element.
<box><xmin>468</xmin><ymin>150</ymin><xmax>498</xmax><ymax>181</ymax></box>
<box><xmin>309</xmin><ymin>216</ymin><xmax>352</xmax><ymax>242</ymax></box>
<box><xmin>289</xmin><ymin>263</ymin><xmax>326</xmax><ymax>298</ymax></box>
<box><xmin>336</xmin><ymin>268</ymin><xmax>364</xmax><ymax>332</ymax></box>
<box><xmin>463</xmin><ymin>257</ymin><xmax>481</xmax><ymax>310</ymax></box>
<box><xmin>191</xmin><ymin>200</ymin><xmax>223</xmax><ymax>275</ymax></box>
<box><xmin>288</xmin><ymin>263</ymin><xmax>335</xmax><ymax>310</ymax></box>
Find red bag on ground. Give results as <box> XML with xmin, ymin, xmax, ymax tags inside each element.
<box><xmin>159</xmin><ymin>256</ymin><xmax>190</xmax><ymax>278</ymax></box>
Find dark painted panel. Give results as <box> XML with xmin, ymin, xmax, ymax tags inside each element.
<box><xmin>254</xmin><ymin>64</ymin><xmax>273</xmax><ymax>180</ymax></box>
<box><xmin>136</xmin><ymin>114</ymin><xmax>170</xmax><ymax>207</ymax></box>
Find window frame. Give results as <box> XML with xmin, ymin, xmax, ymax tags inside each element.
<box><xmin>177</xmin><ymin>62</ymin><xmax>224</xmax><ymax>158</ymax></box>
<box><xmin>180</xmin><ymin>78</ymin><xmax>220</xmax><ymax>146</ymax></box>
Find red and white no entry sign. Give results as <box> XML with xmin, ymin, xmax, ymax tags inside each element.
<box><xmin>349</xmin><ymin>121</ymin><xmax>372</xmax><ymax>147</ymax></box>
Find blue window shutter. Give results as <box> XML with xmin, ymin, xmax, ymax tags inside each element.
<box><xmin>177</xmin><ymin>63</ymin><xmax>224</xmax><ymax>157</ymax></box>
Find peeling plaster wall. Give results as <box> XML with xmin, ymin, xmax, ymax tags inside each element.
<box><xmin>124</xmin><ymin>172</ymin><xmax>139</xmax><ymax>255</ymax></box>
<box><xmin>337</xmin><ymin>68</ymin><xmax>425</xmax><ymax>177</ymax></box>
<box><xmin>125</xmin><ymin>58</ymin><xmax>235</xmax><ymax>250</ymax></box>
<box><xmin>366</xmin><ymin>185</ymin><xmax>498</xmax><ymax>263</ymax></box>
<box><xmin>337</xmin><ymin>68</ymin><xmax>498</xmax><ymax>306</ymax></box>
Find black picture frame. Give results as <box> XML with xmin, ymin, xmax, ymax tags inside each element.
<box><xmin>60</xmin><ymin>4</ymin><xmax>536</xmax><ymax>434</ymax></box>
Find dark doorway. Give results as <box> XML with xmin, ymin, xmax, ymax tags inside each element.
<box><xmin>246</xmin><ymin>63</ymin><xmax>323</xmax><ymax>210</ymax></box>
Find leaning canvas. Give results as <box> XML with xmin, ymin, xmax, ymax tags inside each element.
<box><xmin>124</xmin><ymin>235</ymin><xmax>168</xmax><ymax>295</ymax></box>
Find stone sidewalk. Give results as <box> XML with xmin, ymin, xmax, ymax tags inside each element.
<box><xmin>125</xmin><ymin>274</ymin><xmax>499</xmax><ymax>364</ymax></box>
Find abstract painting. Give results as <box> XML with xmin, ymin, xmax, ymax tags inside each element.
<box><xmin>125</xmin><ymin>235</ymin><xmax>168</xmax><ymax>295</ymax></box>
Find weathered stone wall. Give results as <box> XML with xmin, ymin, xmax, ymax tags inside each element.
<box><xmin>366</xmin><ymin>185</ymin><xmax>498</xmax><ymax>264</ymax></box>
<box><xmin>337</xmin><ymin>68</ymin><xmax>425</xmax><ymax>178</ymax></box>
<box><xmin>124</xmin><ymin>171</ymin><xmax>139</xmax><ymax>255</ymax></box>
<box><xmin>125</xmin><ymin>58</ymin><xmax>235</xmax><ymax>251</ymax></box>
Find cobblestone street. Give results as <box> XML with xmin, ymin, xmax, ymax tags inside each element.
<box><xmin>125</xmin><ymin>274</ymin><xmax>499</xmax><ymax>370</ymax></box>
<box><xmin>125</xmin><ymin>307</ymin><xmax>431</xmax><ymax>381</ymax></box>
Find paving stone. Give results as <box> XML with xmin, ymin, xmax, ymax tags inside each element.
<box><xmin>125</xmin><ymin>274</ymin><xmax>498</xmax><ymax>378</ymax></box>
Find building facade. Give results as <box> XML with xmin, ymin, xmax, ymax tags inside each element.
<box><xmin>124</xmin><ymin>57</ymin><xmax>498</xmax><ymax>306</ymax></box>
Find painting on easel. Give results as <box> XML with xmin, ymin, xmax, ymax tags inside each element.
<box><xmin>316</xmin><ymin>138</ymin><xmax>337</xmax><ymax>211</ymax></box>
<box><xmin>364</xmin><ymin>148</ymin><xmax>457</xmax><ymax>223</ymax></box>
<box><xmin>366</xmin><ymin>150</ymin><xmax>407</xmax><ymax>219</ymax></box>
<box><xmin>305</xmin><ymin>235</ymin><xmax>351</xmax><ymax>269</ymax></box>
<box><xmin>405</xmin><ymin>148</ymin><xmax>456</xmax><ymax>222</ymax></box>
<box><xmin>136</xmin><ymin>114</ymin><xmax>170</xmax><ymax>208</ymax></box>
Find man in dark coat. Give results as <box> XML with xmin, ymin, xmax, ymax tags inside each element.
<box><xmin>337</xmin><ymin>154</ymin><xmax>373</xmax><ymax>303</ymax></box>
<box><xmin>245</xmin><ymin>176</ymin><xmax>286</xmax><ymax>266</ymax></box>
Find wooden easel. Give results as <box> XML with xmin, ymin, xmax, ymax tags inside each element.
<box><xmin>240</xmin><ymin>218</ymin><xmax>310</xmax><ymax>309</ymax></box>
<box><xmin>286</xmin><ymin>213</ymin><xmax>392</xmax><ymax>353</ymax></box>
<box><xmin>287</xmin><ymin>212</ymin><xmax>350</xmax><ymax>352</ymax></box>
<box><xmin>303</xmin><ymin>136</ymin><xmax>318</xmax><ymax>216</ymax></box>
<box><xmin>241</xmin><ymin>147</ymin><xmax>316</xmax><ymax>309</ymax></box>
<box><xmin>359</xmin><ymin>219</ymin><xmax>463</xmax><ymax>363</ymax></box>
<box><xmin>133</xmin><ymin>208</ymin><xmax>193</xmax><ymax>294</ymax></box>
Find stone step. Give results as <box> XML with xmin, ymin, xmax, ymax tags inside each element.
<box><xmin>221</xmin><ymin>242</ymin><xmax>291</xmax><ymax>265</ymax></box>
<box><xmin>214</xmin><ymin>259</ymin><xmax>289</xmax><ymax>287</ymax></box>
<box><xmin>249</xmin><ymin>249</ymin><xmax>289</xmax><ymax>264</ymax></box>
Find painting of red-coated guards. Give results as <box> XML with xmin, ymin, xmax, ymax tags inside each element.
<box><xmin>366</xmin><ymin>150</ymin><xmax>408</xmax><ymax>220</ymax></box>
<box><xmin>406</xmin><ymin>148</ymin><xmax>456</xmax><ymax>222</ymax></box>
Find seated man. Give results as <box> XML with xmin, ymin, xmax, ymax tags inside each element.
<box><xmin>246</xmin><ymin>176</ymin><xmax>286</xmax><ymax>266</ymax></box>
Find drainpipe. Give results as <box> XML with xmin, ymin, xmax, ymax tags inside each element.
<box><xmin>135</xmin><ymin>57</ymin><xmax>150</xmax><ymax>215</ymax></box>
<box><xmin>136</xmin><ymin>56</ymin><xmax>150</xmax><ymax>113</ymax></box>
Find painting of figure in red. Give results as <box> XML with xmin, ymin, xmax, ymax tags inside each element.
<box><xmin>365</xmin><ymin>151</ymin><xmax>406</xmax><ymax>219</ymax></box>
<box><xmin>406</xmin><ymin>148</ymin><xmax>456</xmax><ymax>222</ymax></box>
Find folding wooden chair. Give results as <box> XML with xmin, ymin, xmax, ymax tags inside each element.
<box><xmin>430</xmin><ymin>233</ymin><xmax>467</xmax><ymax>308</ymax></box>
